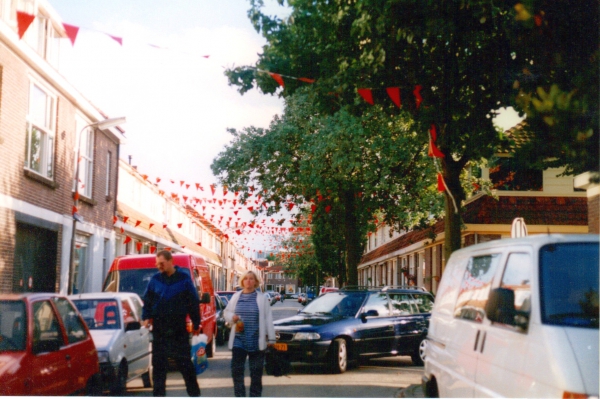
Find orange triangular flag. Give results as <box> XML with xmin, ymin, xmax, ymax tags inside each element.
<box><xmin>16</xmin><ymin>11</ymin><xmax>35</xmax><ymax>39</ymax></box>
<box><xmin>123</xmin><ymin>236</ymin><xmax>132</xmax><ymax>244</ymax></box>
<box><xmin>437</xmin><ymin>173</ymin><xmax>446</xmax><ymax>192</ymax></box>
<box><xmin>269</xmin><ymin>72</ymin><xmax>285</xmax><ymax>87</ymax></box>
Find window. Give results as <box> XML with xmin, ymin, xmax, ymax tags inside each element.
<box><xmin>454</xmin><ymin>254</ymin><xmax>500</xmax><ymax>323</ymax></box>
<box><xmin>497</xmin><ymin>252</ymin><xmax>532</xmax><ymax>330</ymax></box>
<box><xmin>363</xmin><ymin>293</ymin><xmax>391</xmax><ymax>317</ymax></box>
<box><xmin>489</xmin><ymin>157</ymin><xmax>542</xmax><ymax>191</ymax></box>
<box><xmin>25</xmin><ymin>82</ymin><xmax>55</xmax><ymax>179</ymax></box>
<box><xmin>411</xmin><ymin>293</ymin><xmax>434</xmax><ymax>313</ymax></box>
<box><xmin>105</xmin><ymin>151</ymin><xmax>112</xmax><ymax>196</ymax></box>
<box><xmin>390</xmin><ymin>293</ymin><xmax>416</xmax><ymax>315</ymax></box>
<box><xmin>75</xmin><ymin>116</ymin><xmax>94</xmax><ymax>198</ymax></box>
<box><xmin>53</xmin><ymin>298</ymin><xmax>87</xmax><ymax>344</ymax></box>
<box><xmin>32</xmin><ymin>300</ymin><xmax>62</xmax><ymax>352</ymax></box>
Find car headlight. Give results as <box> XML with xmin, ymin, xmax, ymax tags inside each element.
<box><xmin>293</xmin><ymin>332</ymin><xmax>321</xmax><ymax>341</ymax></box>
<box><xmin>97</xmin><ymin>350</ymin><xmax>110</xmax><ymax>363</ymax></box>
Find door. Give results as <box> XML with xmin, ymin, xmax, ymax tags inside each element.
<box><xmin>13</xmin><ymin>223</ymin><xmax>57</xmax><ymax>292</ymax></box>
<box><xmin>443</xmin><ymin>253</ymin><xmax>502</xmax><ymax>397</ymax></box>
<box><xmin>356</xmin><ymin>292</ymin><xmax>395</xmax><ymax>355</ymax></box>
<box><xmin>388</xmin><ymin>292</ymin><xmax>423</xmax><ymax>354</ymax></box>
<box><xmin>52</xmin><ymin>298</ymin><xmax>96</xmax><ymax>392</ymax></box>
<box><xmin>474</xmin><ymin>251</ymin><xmax>532</xmax><ymax>397</ymax></box>
<box><xmin>29</xmin><ymin>300</ymin><xmax>70</xmax><ymax>395</ymax></box>
<box><xmin>122</xmin><ymin>297</ymin><xmax>150</xmax><ymax>377</ymax></box>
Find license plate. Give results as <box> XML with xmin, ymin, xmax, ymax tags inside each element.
<box><xmin>273</xmin><ymin>343</ymin><xmax>287</xmax><ymax>351</ymax></box>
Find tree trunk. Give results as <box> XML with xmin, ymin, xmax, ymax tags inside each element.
<box><xmin>342</xmin><ymin>190</ymin><xmax>362</xmax><ymax>286</ymax></box>
<box><xmin>442</xmin><ymin>160</ymin><xmax>466</xmax><ymax>263</ymax></box>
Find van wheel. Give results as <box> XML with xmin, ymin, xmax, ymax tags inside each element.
<box><xmin>111</xmin><ymin>361</ymin><xmax>128</xmax><ymax>395</ymax></box>
<box><xmin>328</xmin><ymin>338</ymin><xmax>347</xmax><ymax>374</ymax></box>
<box><xmin>206</xmin><ymin>334</ymin><xmax>216</xmax><ymax>358</ymax></box>
<box><xmin>411</xmin><ymin>339</ymin><xmax>426</xmax><ymax>366</ymax></box>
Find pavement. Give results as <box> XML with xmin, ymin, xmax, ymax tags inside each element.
<box><xmin>395</xmin><ymin>384</ymin><xmax>425</xmax><ymax>398</ymax></box>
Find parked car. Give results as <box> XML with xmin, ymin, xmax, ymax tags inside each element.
<box><xmin>298</xmin><ymin>293</ymin><xmax>308</xmax><ymax>305</ymax></box>
<box><xmin>288</xmin><ymin>293</ymin><xmax>298</xmax><ymax>300</ymax></box>
<box><xmin>319</xmin><ymin>286</ymin><xmax>339</xmax><ymax>296</ymax></box>
<box><xmin>216</xmin><ymin>291</ymin><xmax>236</xmax><ymax>304</ymax></box>
<box><xmin>214</xmin><ymin>294</ymin><xmax>230</xmax><ymax>346</ymax></box>
<box><xmin>0</xmin><ymin>293</ymin><xmax>100</xmax><ymax>396</ymax></box>
<box><xmin>273</xmin><ymin>286</ymin><xmax>434</xmax><ymax>373</ymax></box>
<box><xmin>423</xmin><ymin>234</ymin><xmax>599</xmax><ymax>398</ymax></box>
<box><xmin>103</xmin><ymin>253</ymin><xmax>217</xmax><ymax>358</ymax></box>
<box><xmin>69</xmin><ymin>292</ymin><xmax>152</xmax><ymax>395</ymax></box>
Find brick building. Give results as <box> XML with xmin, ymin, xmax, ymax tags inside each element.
<box><xmin>0</xmin><ymin>0</ymin><xmax>124</xmax><ymax>294</ymax></box>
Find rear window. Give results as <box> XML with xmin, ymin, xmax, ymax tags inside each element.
<box><xmin>540</xmin><ymin>242</ymin><xmax>599</xmax><ymax>328</ymax></box>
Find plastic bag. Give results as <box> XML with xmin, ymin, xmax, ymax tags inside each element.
<box><xmin>265</xmin><ymin>346</ymin><xmax>291</xmax><ymax>377</ymax></box>
<box><xmin>190</xmin><ymin>334</ymin><xmax>208</xmax><ymax>375</ymax></box>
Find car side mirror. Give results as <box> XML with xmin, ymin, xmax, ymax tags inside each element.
<box><xmin>33</xmin><ymin>338</ymin><xmax>61</xmax><ymax>354</ymax></box>
<box><xmin>200</xmin><ymin>293</ymin><xmax>211</xmax><ymax>304</ymax></box>
<box><xmin>485</xmin><ymin>288</ymin><xmax>524</xmax><ymax>327</ymax></box>
<box><xmin>125</xmin><ymin>321</ymin><xmax>141</xmax><ymax>331</ymax></box>
<box><xmin>360</xmin><ymin>309</ymin><xmax>379</xmax><ymax>322</ymax></box>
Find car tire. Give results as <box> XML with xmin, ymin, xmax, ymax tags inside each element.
<box><xmin>111</xmin><ymin>361</ymin><xmax>128</xmax><ymax>395</ymax></box>
<box><xmin>85</xmin><ymin>373</ymin><xmax>102</xmax><ymax>396</ymax></box>
<box><xmin>411</xmin><ymin>339</ymin><xmax>426</xmax><ymax>366</ymax></box>
<box><xmin>141</xmin><ymin>358</ymin><xmax>153</xmax><ymax>388</ymax></box>
<box><xmin>206</xmin><ymin>333</ymin><xmax>216</xmax><ymax>358</ymax></box>
<box><xmin>328</xmin><ymin>338</ymin><xmax>348</xmax><ymax>374</ymax></box>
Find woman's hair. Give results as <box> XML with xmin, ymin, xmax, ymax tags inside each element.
<box><xmin>238</xmin><ymin>270</ymin><xmax>262</xmax><ymax>289</ymax></box>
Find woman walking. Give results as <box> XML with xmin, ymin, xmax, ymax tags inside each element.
<box><xmin>224</xmin><ymin>271</ymin><xmax>276</xmax><ymax>397</ymax></box>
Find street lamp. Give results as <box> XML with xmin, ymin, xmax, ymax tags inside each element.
<box><xmin>68</xmin><ymin>116</ymin><xmax>125</xmax><ymax>294</ymax></box>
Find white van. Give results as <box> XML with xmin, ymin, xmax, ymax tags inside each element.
<box><xmin>423</xmin><ymin>234</ymin><xmax>599</xmax><ymax>398</ymax></box>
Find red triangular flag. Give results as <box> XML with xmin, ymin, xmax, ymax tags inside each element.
<box><xmin>269</xmin><ymin>72</ymin><xmax>285</xmax><ymax>87</ymax></box>
<box><xmin>210</xmin><ymin>184</ymin><xmax>216</xmax><ymax>195</ymax></box>
<box><xmin>136</xmin><ymin>242</ymin><xmax>143</xmax><ymax>252</ymax></box>
<box><xmin>428</xmin><ymin>124</ymin><xmax>445</xmax><ymax>158</ymax></box>
<box><xmin>62</xmin><ymin>23</ymin><xmax>80</xmax><ymax>46</ymax></box>
<box><xmin>196</xmin><ymin>242</ymin><xmax>202</xmax><ymax>247</ymax></box>
<box><xmin>165</xmin><ymin>247</ymin><xmax>172</xmax><ymax>251</ymax></box>
<box><xmin>162</xmin><ymin>224</ymin><xmax>167</xmax><ymax>229</ymax></box>
<box><xmin>149</xmin><ymin>223</ymin><xmax>154</xmax><ymax>229</ymax></box>
<box><xmin>437</xmin><ymin>173</ymin><xmax>446</xmax><ymax>192</ymax></box>
<box><xmin>150</xmin><ymin>246</ymin><xmax>156</xmax><ymax>254</ymax></box>
<box><xmin>73</xmin><ymin>191</ymin><xmax>80</xmax><ymax>201</ymax></box>
<box><xmin>135</xmin><ymin>220</ymin><xmax>141</xmax><ymax>227</ymax></box>
<box><xmin>120</xmin><ymin>227</ymin><xmax>124</xmax><ymax>233</ymax></box>
<box><xmin>72</xmin><ymin>206</ymin><xmax>78</xmax><ymax>215</ymax></box>
<box><xmin>298</xmin><ymin>77</ymin><xmax>315</xmax><ymax>83</ymax></box>
<box><xmin>156</xmin><ymin>177</ymin><xmax>161</xmax><ymax>183</ymax></box>
<box><xmin>107</xmin><ymin>34</ymin><xmax>123</xmax><ymax>45</ymax></box>
<box><xmin>113</xmin><ymin>216</ymin><xmax>118</xmax><ymax>224</ymax></box>
<box><xmin>177</xmin><ymin>223</ymin><xmax>182</xmax><ymax>228</ymax></box>
<box><xmin>325</xmin><ymin>205</ymin><xmax>332</xmax><ymax>213</ymax></box>
<box><xmin>123</xmin><ymin>236</ymin><xmax>132</xmax><ymax>244</ymax></box>
<box><xmin>16</xmin><ymin>11</ymin><xmax>35</xmax><ymax>39</ymax></box>
<box><xmin>413</xmin><ymin>85</ymin><xmax>423</xmax><ymax>109</ymax></box>
<box><xmin>123</xmin><ymin>216</ymin><xmax>129</xmax><ymax>223</ymax></box>
<box><xmin>357</xmin><ymin>88</ymin><xmax>374</xmax><ymax>105</ymax></box>
<box><xmin>386</xmin><ymin>87</ymin><xmax>401</xmax><ymax>108</ymax></box>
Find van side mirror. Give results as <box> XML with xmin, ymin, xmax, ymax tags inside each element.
<box><xmin>486</xmin><ymin>288</ymin><xmax>520</xmax><ymax>326</ymax></box>
<box><xmin>200</xmin><ymin>293</ymin><xmax>211</xmax><ymax>304</ymax></box>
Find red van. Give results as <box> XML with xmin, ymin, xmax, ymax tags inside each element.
<box><xmin>102</xmin><ymin>253</ymin><xmax>217</xmax><ymax>357</ymax></box>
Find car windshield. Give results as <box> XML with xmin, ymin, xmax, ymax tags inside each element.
<box><xmin>0</xmin><ymin>300</ymin><xmax>26</xmax><ymax>352</ymax></box>
<box><xmin>301</xmin><ymin>292</ymin><xmax>367</xmax><ymax>316</ymax></box>
<box><xmin>72</xmin><ymin>299</ymin><xmax>121</xmax><ymax>330</ymax></box>
<box><xmin>539</xmin><ymin>242</ymin><xmax>599</xmax><ymax>328</ymax></box>
<box><xmin>103</xmin><ymin>269</ymin><xmax>159</xmax><ymax>298</ymax></box>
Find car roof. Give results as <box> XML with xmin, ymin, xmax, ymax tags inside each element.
<box><xmin>68</xmin><ymin>292</ymin><xmax>141</xmax><ymax>301</ymax></box>
<box><xmin>0</xmin><ymin>293</ymin><xmax>65</xmax><ymax>301</ymax></box>
<box><xmin>339</xmin><ymin>286</ymin><xmax>432</xmax><ymax>295</ymax></box>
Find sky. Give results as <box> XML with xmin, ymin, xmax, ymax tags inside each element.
<box><xmin>47</xmin><ymin>1</ymin><xmax>523</xmax><ymax>256</ymax></box>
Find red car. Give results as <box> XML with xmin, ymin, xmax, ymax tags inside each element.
<box><xmin>0</xmin><ymin>293</ymin><xmax>100</xmax><ymax>396</ymax></box>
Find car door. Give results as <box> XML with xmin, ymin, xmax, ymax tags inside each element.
<box><xmin>474</xmin><ymin>250</ymin><xmax>532</xmax><ymax>397</ymax></box>
<box><xmin>129</xmin><ymin>295</ymin><xmax>152</xmax><ymax>372</ymax></box>
<box><xmin>29</xmin><ymin>300</ymin><xmax>71</xmax><ymax>395</ymax></box>
<box><xmin>356</xmin><ymin>292</ymin><xmax>396</xmax><ymax>355</ymax></box>
<box><xmin>52</xmin><ymin>298</ymin><xmax>97</xmax><ymax>393</ymax></box>
<box><xmin>388</xmin><ymin>293</ymin><xmax>423</xmax><ymax>354</ymax></box>
<box><xmin>121</xmin><ymin>297</ymin><xmax>150</xmax><ymax>377</ymax></box>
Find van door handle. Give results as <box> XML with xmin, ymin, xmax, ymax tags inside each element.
<box><xmin>473</xmin><ymin>330</ymin><xmax>480</xmax><ymax>351</ymax></box>
<box><xmin>480</xmin><ymin>331</ymin><xmax>487</xmax><ymax>353</ymax></box>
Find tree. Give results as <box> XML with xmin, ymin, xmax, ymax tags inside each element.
<box><xmin>226</xmin><ymin>0</ymin><xmax>517</xmax><ymax>260</ymax></box>
<box><xmin>510</xmin><ymin>1</ymin><xmax>599</xmax><ymax>175</ymax></box>
<box><xmin>212</xmin><ymin>90</ymin><xmax>440</xmax><ymax>285</ymax></box>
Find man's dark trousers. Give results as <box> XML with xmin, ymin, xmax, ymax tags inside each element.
<box><xmin>152</xmin><ymin>333</ymin><xmax>200</xmax><ymax>397</ymax></box>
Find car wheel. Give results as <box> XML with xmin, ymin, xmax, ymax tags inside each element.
<box><xmin>206</xmin><ymin>333</ymin><xmax>216</xmax><ymax>358</ymax></box>
<box><xmin>411</xmin><ymin>339</ymin><xmax>426</xmax><ymax>366</ymax></box>
<box><xmin>328</xmin><ymin>338</ymin><xmax>348</xmax><ymax>374</ymax></box>
<box><xmin>85</xmin><ymin>373</ymin><xmax>102</xmax><ymax>396</ymax></box>
<box><xmin>141</xmin><ymin>357</ymin><xmax>153</xmax><ymax>388</ymax></box>
<box><xmin>111</xmin><ymin>361</ymin><xmax>128</xmax><ymax>395</ymax></box>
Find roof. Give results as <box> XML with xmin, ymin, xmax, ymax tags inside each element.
<box><xmin>498</xmin><ymin>121</ymin><xmax>535</xmax><ymax>154</ymax></box>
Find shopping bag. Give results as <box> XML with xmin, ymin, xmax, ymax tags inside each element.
<box><xmin>265</xmin><ymin>346</ymin><xmax>291</xmax><ymax>377</ymax></box>
<box><xmin>190</xmin><ymin>334</ymin><xmax>208</xmax><ymax>375</ymax></box>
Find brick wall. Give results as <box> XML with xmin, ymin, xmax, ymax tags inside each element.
<box><xmin>589</xmin><ymin>194</ymin><xmax>599</xmax><ymax>234</ymax></box>
<box><xmin>0</xmin><ymin>208</ymin><xmax>16</xmax><ymax>293</ymax></box>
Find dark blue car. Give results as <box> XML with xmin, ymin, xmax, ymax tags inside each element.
<box><xmin>273</xmin><ymin>286</ymin><xmax>434</xmax><ymax>373</ymax></box>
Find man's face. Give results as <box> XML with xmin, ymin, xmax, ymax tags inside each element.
<box><xmin>156</xmin><ymin>255</ymin><xmax>175</xmax><ymax>275</ymax></box>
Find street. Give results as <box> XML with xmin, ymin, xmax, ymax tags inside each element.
<box><xmin>125</xmin><ymin>299</ymin><xmax>423</xmax><ymax>397</ymax></box>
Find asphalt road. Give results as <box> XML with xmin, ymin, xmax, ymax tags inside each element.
<box><xmin>126</xmin><ymin>299</ymin><xmax>423</xmax><ymax>397</ymax></box>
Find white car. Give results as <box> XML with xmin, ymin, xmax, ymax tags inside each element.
<box><xmin>69</xmin><ymin>292</ymin><xmax>152</xmax><ymax>395</ymax></box>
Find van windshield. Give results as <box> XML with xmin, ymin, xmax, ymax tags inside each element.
<box><xmin>103</xmin><ymin>269</ymin><xmax>158</xmax><ymax>298</ymax></box>
<box><xmin>539</xmin><ymin>242</ymin><xmax>599</xmax><ymax>328</ymax></box>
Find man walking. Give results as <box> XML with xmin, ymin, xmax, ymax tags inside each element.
<box><xmin>142</xmin><ymin>250</ymin><xmax>201</xmax><ymax>397</ymax></box>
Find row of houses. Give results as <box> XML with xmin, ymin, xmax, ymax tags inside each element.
<box><xmin>0</xmin><ymin>0</ymin><xmax>257</xmax><ymax>295</ymax></box>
